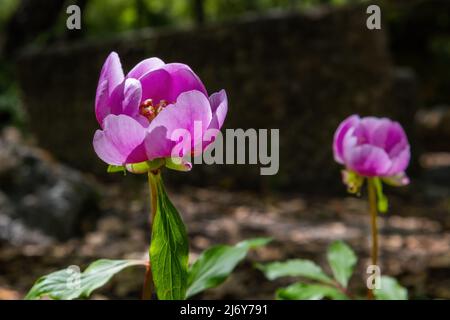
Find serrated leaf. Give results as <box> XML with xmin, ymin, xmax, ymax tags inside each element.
<box><xmin>25</xmin><ymin>259</ymin><xmax>146</xmax><ymax>300</ymax></box>
<box><xmin>374</xmin><ymin>276</ymin><xmax>408</xmax><ymax>300</ymax></box>
<box><xmin>327</xmin><ymin>241</ymin><xmax>357</xmax><ymax>288</ymax></box>
<box><xmin>186</xmin><ymin>238</ymin><xmax>271</xmax><ymax>298</ymax></box>
<box><xmin>276</xmin><ymin>282</ymin><xmax>348</xmax><ymax>300</ymax></box>
<box><xmin>149</xmin><ymin>173</ymin><xmax>189</xmax><ymax>300</ymax></box>
<box><xmin>257</xmin><ymin>259</ymin><xmax>333</xmax><ymax>284</ymax></box>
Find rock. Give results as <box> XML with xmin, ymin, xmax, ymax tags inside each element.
<box><xmin>0</xmin><ymin>127</ymin><xmax>99</xmax><ymax>242</ymax></box>
<box><xmin>0</xmin><ymin>196</ymin><xmax>53</xmax><ymax>246</ymax></box>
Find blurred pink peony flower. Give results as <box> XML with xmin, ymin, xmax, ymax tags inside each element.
<box><xmin>333</xmin><ymin>115</ymin><xmax>410</xmax><ymax>186</ymax></box>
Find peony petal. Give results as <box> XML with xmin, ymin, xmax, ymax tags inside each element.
<box><xmin>333</xmin><ymin>115</ymin><xmax>360</xmax><ymax>164</ymax></box>
<box><xmin>140</xmin><ymin>68</ymin><xmax>172</xmax><ymax>103</ymax></box>
<box><xmin>108</xmin><ymin>78</ymin><xmax>143</xmax><ymax>121</ymax></box>
<box><xmin>386</xmin><ymin>146</ymin><xmax>410</xmax><ymax>176</ymax></box>
<box><xmin>95</xmin><ymin>79</ymin><xmax>110</xmax><ymax>127</ymax></box>
<box><xmin>97</xmin><ymin>52</ymin><xmax>124</xmax><ymax>96</ymax></box>
<box><xmin>208</xmin><ymin>89</ymin><xmax>228</xmax><ymax>130</ymax></box>
<box><xmin>164</xmin><ymin>63</ymin><xmax>207</xmax><ymax>100</ymax></box>
<box><xmin>370</xmin><ymin>120</ymin><xmax>409</xmax><ymax>156</ymax></box>
<box><xmin>121</xmin><ymin>78</ymin><xmax>142</xmax><ymax>116</ymax></box>
<box><xmin>93</xmin><ymin>114</ymin><xmax>147</xmax><ymax>165</ymax></box>
<box><xmin>127</xmin><ymin>57</ymin><xmax>165</xmax><ymax>79</ymax></box>
<box><xmin>144</xmin><ymin>126</ymin><xmax>177</xmax><ymax>160</ymax></box>
<box><xmin>145</xmin><ymin>90</ymin><xmax>212</xmax><ymax>159</ymax></box>
<box><xmin>353</xmin><ymin>117</ymin><xmax>387</xmax><ymax>144</ymax></box>
<box><xmin>384</xmin><ymin>122</ymin><xmax>409</xmax><ymax>158</ymax></box>
<box><xmin>93</xmin><ymin>130</ymin><xmax>125</xmax><ymax>165</ymax></box>
<box><xmin>345</xmin><ymin>144</ymin><xmax>392</xmax><ymax>177</ymax></box>
<box><xmin>95</xmin><ymin>52</ymin><xmax>125</xmax><ymax>127</ymax></box>
<box><xmin>140</xmin><ymin>63</ymin><xmax>207</xmax><ymax>103</ymax></box>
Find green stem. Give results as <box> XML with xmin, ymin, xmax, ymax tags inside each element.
<box><xmin>142</xmin><ymin>170</ymin><xmax>159</xmax><ymax>300</ymax></box>
<box><xmin>367</xmin><ymin>178</ymin><xmax>378</xmax><ymax>300</ymax></box>
<box><xmin>332</xmin><ymin>280</ymin><xmax>354</xmax><ymax>300</ymax></box>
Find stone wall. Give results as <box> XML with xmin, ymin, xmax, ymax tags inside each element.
<box><xmin>16</xmin><ymin>5</ymin><xmax>417</xmax><ymax>192</ymax></box>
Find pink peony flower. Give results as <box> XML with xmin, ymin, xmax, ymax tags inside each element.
<box><xmin>93</xmin><ymin>52</ymin><xmax>227</xmax><ymax>170</ymax></box>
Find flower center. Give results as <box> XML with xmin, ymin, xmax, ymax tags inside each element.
<box><xmin>139</xmin><ymin>99</ymin><xmax>168</xmax><ymax>121</ymax></box>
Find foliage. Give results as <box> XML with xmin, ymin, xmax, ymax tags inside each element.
<box><xmin>258</xmin><ymin>241</ymin><xmax>408</xmax><ymax>300</ymax></box>
<box><xmin>187</xmin><ymin>238</ymin><xmax>271</xmax><ymax>298</ymax></box>
<box><xmin>25</xmin><ymin>238</ymin><xmax>269</xmax><ymax>300</ymax></box>
<box><xmin>25</xmin><ymin>259</ymin><xmax>146</xmax><ymax>300</ymax></box>
<box><xmin>149</xmin><ymin>173</ymin><xmax>189</xmax><ymax>300</ymax></box>
<box><xmin>374</xmin><ymin>276</ymin><xmax>408</xmax><ymax>300</ymax></box>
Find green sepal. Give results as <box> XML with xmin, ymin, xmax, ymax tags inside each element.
<box><xmin>382</xmin><ymin>172</ymin><xmax>410</xmax><ymax>187</ymax></box>
<box><xmin>165</xmin><ymin>157</ymin><xmax>192</xmax><ymax>172</ymax></box>
<box><xmin>125</xmin><ymin>159</ymin><xmax>165</xmax><ymax>174</ymax></box>
<box><xmin>107</xmin><ymin>165</ymin><xmax>126</xmax><ymax>174</ymax></box>
<box><xmin>373</xmin><ymin>177</ymin><xmax>388</xmax><ymax>213</ymax></box>
<box><xmin>342</xmin><ymin>170</ymin><xmax>364</xmax><ymax>195</ymax></box>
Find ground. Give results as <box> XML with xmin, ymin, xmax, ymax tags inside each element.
<box><xmin>1</xmin><ymin>175</ymin><xmax>450</xmax><ymax>300</ymax></box>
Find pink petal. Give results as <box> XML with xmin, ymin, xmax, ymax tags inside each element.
<box><xmin>145</xmin><ymin>90</ymin><xmax>213</xmax><ymax>159</ymax></box>
<box><xmin>95</xmin><ymin>52</ymin><xmax>125</xmax><ymax>127</ymax></box>
<box><xmin>346</xmin><ymin>144</ymin><xmax>392</xmax><ymax>177</ymax></box>
<box><xmin>140</xmin><ymin>63</ymin><xmax>207</xmax><ymax>103</ymax></box>
<box><xmin>122</xmin><ymin>78</ymin><xmax>142</xmax><ymax>116</ymax></box>
<box><xmin>164</xmin><ymin>63</ymin><xmax>207</xmax><ymax>99</ymax></box>
<box><xmin>208</xmin><ymin>89</ymin><xmax>228</xmax><ymax>130</ymax></box>
<box><xmin>370</xmin><ymin>120</ymin><xmax>408</xmax><ymax>156</ymax></box>
<box><xmin>97</xmin><ymin>52</ymin><xmax>124</xmax><ymax>96</ymax></box>
<box><xmin>93</xmin><ymin>114</ymin><xmax>147</xmax><ymax>165</ymax></box>
<box><xmin>109</xmin><ymin>78</ymin><xmax>142</xmax><ymax>117</ymax></box>
<box><xmin>95</xmin><ymin>79</ymin><xmax>110</xmax><ymax>127</ymax></box>
<box><xmin>127</xmin><ymin>57</ymin><xmax>165</xmax><ymax>79</ymax></box>
<box><xmin>386</xmin><ymin>146</ymin><xmax>410</xmax><ymax>176</ymax></box>
<box><xmin>333</xmin><ymin>115</ymin><xmax>360</xmax><ymax>164</ymax></box>
<box><xmin>139</xmin><ymin>68</ymin><xmax>172</xmax><ymax>103</ymax></box>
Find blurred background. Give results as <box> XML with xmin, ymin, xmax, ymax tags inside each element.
<box><xmin>0</xmin><ymin>0</ymin><xmax>450</xmax><ymax>299</ymax></box>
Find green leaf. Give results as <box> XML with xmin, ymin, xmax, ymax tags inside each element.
<box><xmin>186</xmin><ymin>238</ymin><xmax>271</xmax><ymax>298</ymax></box>
<box><xmin>276</xmin><ymin>282</ymin><xmax>348</xmax><ymax>300</ymax></box>
<box><xmin>373</xmin><ymin>177</ymin><xmax>388</xmax><ymax>213</ymax></box>
<box><xmin>107</xmin><ymin>165</ymin><xmax>126</xmax><ymax>174</ymax></box>
<box><xmin>238</xmin><ymin>237</ymin><xmax>272</xmax><ymax>249</ymax></box>
<box><xmin>374</xmin><ymin>276</ymin><xmax>408</xmax><ymax>300</ymax></box>
<box><xmin>256</xmin><ymin>259</ymin><xmax>333</xmax><ymax>284</ymax></box>
<box><xmin>326</xmin><ymin>241</ymin><xmax>357</xmax><ymax>288</ymax></box>
<box><xmin>150</xmin><ymin>173</ymin><xmax>189</xmax><ymax>300</ymax></box>
<box><xmin>25</xmin><ymin>259</ymin><xmax>146</xmax><ymax>300</ymax></box>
